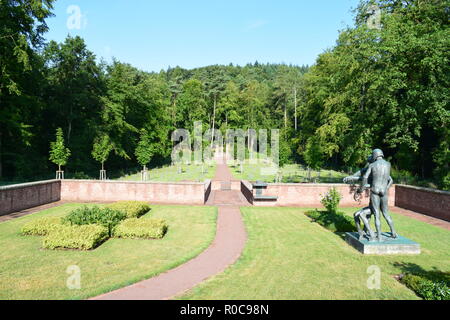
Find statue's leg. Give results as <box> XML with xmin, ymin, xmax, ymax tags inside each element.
<box><xmin>381</xmin><ymin>194</ymin><xmax>397</xmax><ymax>238</ymax></box>
<box><xmin>370</xmin><ymin>193</ymin><xmax>382</xmax><ymax>241</ymax></box>
<box><xmin>359</xmin><ymin>207</ymin><xmax>375</xmax><ymax>241</ymax></box>
<box><xmin>354</xmin><ymin>209</ymin><xmax>364</xmax><ymax>240</ymax></box>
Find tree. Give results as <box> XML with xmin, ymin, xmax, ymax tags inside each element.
<box><xmin>43</xmin><ymin>35</ymin><xmax>104</xmax><ymax>171</ymax></box>
<box><xmin>298</xmin><ymin>0</ymin><xmax>449</xmax><ymax>188</ymax></box>
<box><xmin>177</xmin><ymin>79</ymin><xmax>208</xmax><ymax>132</ymax></box>
<box><xmin>92</xmin><ymin>134</ymin><xmax>113</xmax><ymax>176</ymax></box>
<box><xmin>0</xmin><ymin>0</ymin><xmax>55</xmax><ymax>178</ymax></box>
<box><xmin>49</xmin><ymin>128</ymin><xmax>71</xmax><ymax>173</ymax></box>
<box><xmin>135</xmin><ymin>129</ymin><xmax>154</xmax><ymax>172</ymax></box>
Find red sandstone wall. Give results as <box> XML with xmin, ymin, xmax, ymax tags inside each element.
<box><xmin>211</xmin><ymin>180</ymin><xmax>241</xmax><ymax>191</ymax></box>
<box><xmin>395</xmin><ymin>185</ymin><xmax>450</xmax><ymax>222</ymax></box>
<box><xmin>0</xmin><ymin>180</ymin><xmax>61</xmax><ymax>216</ymax></box>
<box><xmin>258</xmin><ymin>183</ymin><xmax>395</xmax><ymax>207</ymax></box>
<box><xmin>60</xmin><ymin>180</ymin><xmax>206</xmax><ymax>205</ymax></box>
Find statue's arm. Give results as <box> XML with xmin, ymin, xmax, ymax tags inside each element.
<box><xmin>343</xmin><ymin>171</ymin><xmax>362</xmax><ymax>184</ymax></box>
<box><xmin>362</xmin><ymin>165</ymin><xmax>372</xmax><ymax>189</ymax></box>
<box><xmin>387</xmin><ymin>176</ymin><xmax>393</xmax><ymax>189</ymax></box>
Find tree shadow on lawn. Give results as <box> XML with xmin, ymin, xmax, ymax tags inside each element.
<box><xmin>305</xmin><ymin>209</ymin><xmax>357</xmax><ymax>240</ymax></box>
<box><xmin>393</xmin><ymin>262</ymin><xmax>450</xmax><ymax>285</ymax></box>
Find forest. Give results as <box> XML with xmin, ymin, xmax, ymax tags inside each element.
<box><xmin>0</xmin><ymin>0</ymin><xmax>449</xmax><ymax>190</ymax></box>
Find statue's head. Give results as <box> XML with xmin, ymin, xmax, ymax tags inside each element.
<box><xmin>367</xmin><ymin>154</ymin><xmax>374</xmax><ymax>163</ymax></box>
<box><xmin>372</xmin><ymin>148</ymin><xmax>384</xmax><ymax>160</ymax></box>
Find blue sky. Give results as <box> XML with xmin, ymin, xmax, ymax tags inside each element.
<box><xmin>45</xmin><ymin>0</ymin><xmax>361</xmax><ymax>72</ymax></box>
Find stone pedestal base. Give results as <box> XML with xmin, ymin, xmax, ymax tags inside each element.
<box><xmin>345</xmin><ymin>232</ymin><xmax>420</xmax><ymax>255</ymax></box>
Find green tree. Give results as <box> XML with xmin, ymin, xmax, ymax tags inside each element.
<box><xmin>135</xmin><ymin>129</ymin><xmax>154</xmax><ymax>171</ymax></box>
<box><xmin>177</xmin><ymin>79</ymin><xmax>208</xmax><ymax>132</ymax></box>
<box><xmin>0</xmin><ymin>0</ymin><xmax>55</xmax><ymax>178</ymax></box>
<box><xmin>298</xmin><ymin>0</ymin><xmax>449</xmax><ymax>189</ymax></box>
<box><xmin>49</xmin><ymin>128</ymin><xmax>71</xmax><ymax>172</ymax></box>
<box><xmin>92</xmin><ymin>134</ymin><xmax>113</xmax><ymax>172</ymax></box>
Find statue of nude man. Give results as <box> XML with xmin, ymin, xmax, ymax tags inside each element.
<box><xmin>362</xmin><ymin>149</ymin><xmax>398</xmax><ymax>241</ymax></box>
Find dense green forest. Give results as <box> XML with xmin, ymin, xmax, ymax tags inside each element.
<box><xmin>0</xmin><ymin>0</ymin><xmax>449</xmax><ymax>189</ymax></box>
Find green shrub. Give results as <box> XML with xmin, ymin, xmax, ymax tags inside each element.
<box><xmin>305</xmin><ymin>209</ymin><xmax>356</xmax><ymax>232</ymax></box>
<box><xmin>401</xmin><ymin>274</ymin><xmax>450</xmax><ymax>300</ymax></box>
<box><xmin>320</xmin><ymin>187</ymin><xmax>342</xmax><ymax>214</ymax></box>
<box><xmin>21</xmin><ymin>217</ymin><xmax>64</xmax><ymax>236</ymax></box>
<box><xmin>114</xmin><ymin>218</ymin><xmax>168</xmax><ymax>239</ymax></box>
<box><xmin>62</xmin><ymin>206</ymin><xmax>126</xmax><ymax>236</ymax></box>
<box><xmin>106</xmin><ymin>201</ymin><xmax>151</xmax><ymax>218</ymax></box>
<box><xmin>42</xmin><ymin>224</ymin><xmax>109</xmax><ymax>250</ymax></box>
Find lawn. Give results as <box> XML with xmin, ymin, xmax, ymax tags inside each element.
<box><xmin>179</xmin><ymin>207</ymin><xmax>450</xmax><ymax>300</ymax></box>
<box><xmin>229</xmin><ymin>162</ymin><xmax>347</xmax><ymax>183</ymax></box>
<box><xmin>0</xmin><ymin>203</ymin><xmax>217</xmax><ymax>300</ymax></box>
<box><xmin>116</xmin><ymin>163</ymin><xmax>217</xmax><ymax>182</ymax></box>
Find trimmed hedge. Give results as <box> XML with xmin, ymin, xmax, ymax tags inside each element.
<box><xmin>305</xmin><ymin>209</ymin><xmax>356</xmax><ymax>232</ymax></box>
<box><xmin>62</xmin><ymin>206</ymin><xmax>126</xmax><ymax>236</ymax></box>
<box><xmin>21</xmin><ymin>217</ymin><xmax>64</xmax><ymax>236</ymax></box>
<box><xmin>401</xmin><ymin>273</ymin><xmax>450</xmax><ymax>300</ymax></box>
<box><xmin>106</xmin><ymin>201</ymin><xmax>151</xmax><ymax>218</ymax></box>
<box><xmin>114</xmin><ymin>218</ymin><xmax>168</xmax><ymax>239</ymax></box>
<box><xmin>42</xmin><ymin>224</ymin><xmax>109</xmax><ymax>250</ymax></box>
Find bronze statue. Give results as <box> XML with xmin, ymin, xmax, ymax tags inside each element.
<box><xmin>363</xmin><ymin>149</ymin><xmax>397</xmax><ymax>241</ymax></box>
<box><xmin>344</xmin><ymin>155</ymin><xmax>375</xmax><ymax>241</ymax></box>
<box><xmin>344</xmin><ymin>149</ymin><xmax>397</xmax><ymax>242</ymax></box>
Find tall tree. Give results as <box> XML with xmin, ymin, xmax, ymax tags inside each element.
<box><xmin>0</xmin><ymin>0</ymin><xmax>55</xmax><ymax>178</ymax></box>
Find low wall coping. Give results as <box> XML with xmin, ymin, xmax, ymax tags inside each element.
<box><xmin>396</xmin><ymin>184</ymin><xmax>450</xmax><ymax>196</ymax></box>
<box><xmin>267</xmin><ymin>183</ymin><xmax>352</xmax><ymax>187</ymax></box>
<box><xmin>61</xmin><ymin>179</ymin><xmax>205</xmax><ymax>186</ymax></box>
<box><xmin>241</xmin><ymin>180</ymin><xmax>253</xmax><ymax>190</ymax></box>
<box><xmin>0</xmin><ymin>179</ymin><xmax>60</xmax><ymax>191</ymax></box>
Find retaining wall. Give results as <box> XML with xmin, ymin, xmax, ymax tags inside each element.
<box><xmin>0</xmin><ymin>180</ymin><xmax>61</xmax><ymax>216</ymax></box>
<box><xmin>60</xmin><ymin>180</ymin><xmax>207</xmax><ymax>205</ymax></box>
<box><xmin>255</xmin><ymin>183</ymin><xmax>395</xmax><ymax>207</ymax></box>
<box><xmin>395</xmin><ymin>185</ymin><xmax>450</xmax><ymax>222</ymax></box>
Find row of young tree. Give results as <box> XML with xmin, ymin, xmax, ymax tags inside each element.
<box><xmin>1</xmin><ymin>0</ymin><xmax>448</xmax><ymax>189</ymax></box>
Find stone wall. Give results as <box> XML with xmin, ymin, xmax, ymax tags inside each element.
<box><xmin>60</xmin><ymin>180</ymin><xmax>207</xmax><ymax>205</ymax></box>
<box><xmin>240</xmin><ymin>180</ymin><xmax>254</xmax><ymax>204</ymax></box>
<box><xmin>0</xmin><ymin>180</ymin><xmax>61</xmax><ymax>216</ymax></box>
<box><xmin>256</xmin><ymin>183</ymin><xmax>396</xmax><ymax>207</ymax></box>
<box><xmin>395</xmin><ymin>185</ymin><xmax>450</xmax><ymax>222</ymax></box>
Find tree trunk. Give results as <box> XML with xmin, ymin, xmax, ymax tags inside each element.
<box><xmin>211</xmin><ymin>95</ymin><xmax>216</xmax><ymax>145</ymax></box>
<box><xmin>0</xmin><ymin>131</ymin><xmax>2</xmax><ymax>179</ymax></box>
<box><xmin>59</xmin><ymin>164</ymin><xmax>61</xmax><ymax>171</ymax></box>
<box><xmin>67</xmin><ymin>119</ymin><xmax>72</xmax><ymax>146</ymax></box>
<box><xmin>284</xmin><ymin>104</ymin><xmax>287</xmax><ymax>129</ymax></box>
<box><xmin>294</xmin><ymin>87</ymin><xmax>297</xmax><ymax>131</ymax></box>
<box><xmin>102</xmin><ymin>161</ymin><xmax>104</xmax><ymax>171</ymax></box>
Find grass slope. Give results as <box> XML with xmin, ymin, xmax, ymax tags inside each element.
<box><xmin>230</xmin><ymin>163</ymin><xmax>347</xmax><ymax>183</ymax></box>
<box><xmin>116</xmin><ymin>163</ymin><xmax>217</xmax><ymax>182</ymax></box>
<box><xmin>180</xmin><ymin>207</ymin><xmax>450</xmax><ymax>300</ymax></box>
<box><xmin>0</xmin><ymin>203</ymin><xmax>217</xmax><ymax>300</ymax></box>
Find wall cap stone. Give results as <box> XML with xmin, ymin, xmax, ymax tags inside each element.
<box><xmin>267</xmin><ymin>183</ymin><xmax>354</xmax><ymax>187</ymax></box>
<box><xmin>0</xmin><ymin>179</ymin><xmax>60</xmax><ymax>191</ymax></box>
<box><xmin>61</xmin><ymin>179</ymin><xmax>205</xmax><ymax>186</ymax></box>
<box><xmin>396</xmin><ymin>184</ymin><xmax>450</xmax><ymax>196</ymax></box>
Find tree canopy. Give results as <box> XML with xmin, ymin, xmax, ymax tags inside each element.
<box><xmin>0</xmin><ymin>0</ymin><xmax>448</xmax><ymax>190</ymax></box>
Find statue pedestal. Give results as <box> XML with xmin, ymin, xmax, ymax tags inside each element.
<box><xmin>345</xmin><ymin>232</ymin><xmax>420</xmax><ymax>255</ymax></box>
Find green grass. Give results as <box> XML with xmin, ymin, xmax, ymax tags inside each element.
<box><xmin>0</xmin><ymin>203</ymin><xmax>217</xmax><ymax>300</ymax></box>
<box><xmin>116</xmin><ymin>163</ymin><xmax>217</xmax><ymax>182</ymax></box>
<box><xmin>179</xmin><ymin>207</ymin><xmax>450</xmax><ymax>300</ymax></box>
<box><xmin>229</xmin><ymin>162</ymin><xmax>347</xmax><ymax>183</ymax></box>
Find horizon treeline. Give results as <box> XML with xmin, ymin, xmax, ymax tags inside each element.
<box><xmin>1</xmin><ymin>0</ymin><xmax>448</xmax><ymax>189</ymax></box>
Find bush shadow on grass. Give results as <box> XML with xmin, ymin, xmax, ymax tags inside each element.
<box><xmin>305</xmin><ymin>209</ymin><xmax>357</xmax><ymax>240</ymax></box>
<box><xmin>393</xmin><ymin>262</ymin><xmax>450</xmax><ymax>285</ymax></box>
<box><xmin>392</xmin><ymin>262</ymin><xmax>450</xmax><ymax>300</ymax></box>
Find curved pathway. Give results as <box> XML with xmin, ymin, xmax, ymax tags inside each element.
<box><xmin>93</xmin><ymin>157</ymin><xmax>248</xmax><ymax>300</ymax></box>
